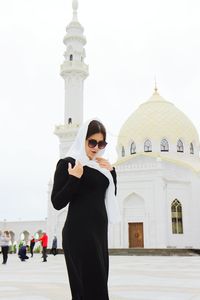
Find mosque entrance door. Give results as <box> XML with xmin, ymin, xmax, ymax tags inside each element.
<box><xmin>129</xmin><ymin>222</ymin><xmax>144</xmax><ymax>248</ymax></box>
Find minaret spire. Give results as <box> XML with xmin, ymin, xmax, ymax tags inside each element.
<box><xmin>72</xmin><ymin>0</ymin><xmax>78</xmax><ymax>21</ymax></box>
<box><xmin>154</xmin><ymin>76</ymin><xmax>159</xmax><ymax>94</ymax></box>
<box><xmin>54</xmin><ymin>0</ymin><xmax>89</xmax><ymax>158</ymax></box>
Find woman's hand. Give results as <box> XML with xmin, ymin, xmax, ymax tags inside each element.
<box><xmin>95</xmin><ymin>157</ymin><xmax>113</xmax><ymax>171</ymax></box>
<box><xmin>68</xmin><ymin>161</ymin><xmax>83</xmax><ymax>178</ymax></box>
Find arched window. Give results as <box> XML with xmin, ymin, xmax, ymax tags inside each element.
<box><xmin>130</xmin><ymin>142</ymin><xmax>136</xmax><ymax>154</ymax></box>
<box><xmin>9</xmin><ymin>231</ymin><xmax>15</xmax><ymax>244</ymax></box>
<box><xmin>171</xmin><ymin>199</ymin><xmax>183</xmax><ymax>234</ymax></box>
<box><xmin>190</xmin><ymin>143</ymin><xmax>194</xmax><ymax>154</ymax></box>
<box><xmin>20</xmin><ymin>230</ymin><xmax>30</xmax><ymax>243</ymax></box>
<box><xmin>177</xmin><ymin>139</ymin><xmax>184</xmax><ymax>152</ymax></box>
<box><xmin>122</xmin><ymin>146</ymin><xmax>125</xmax><ymax>157</ymax></box>
<box><xmin>68</xmin><ymin>117</ymin><xmax>72</xmax><ymax>125</ymax></box>
<box><xmin>161</xmin><ymin>139</ymin><xmax>169</xmax><ymax>152</ymax></box>
<box><xmin>70</xmin><ymin>54</ymin><xmax>73</xmax><ymax>61</ymax></box>
<box><xmin>144</xmin><ymin>139</ymin><xmax>152</xmax><ymax>152</ymax></box>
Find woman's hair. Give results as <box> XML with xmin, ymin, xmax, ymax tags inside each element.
<box><xmin>86</xmin><ymin>120</ymin><xmax>106</xmax><ymax>141</ymax></box>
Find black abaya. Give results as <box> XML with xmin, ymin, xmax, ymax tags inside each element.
<box><xmin>51</xmin><ymin>157</ymin><xmax>117</xmax><ymax>300</ymax></box>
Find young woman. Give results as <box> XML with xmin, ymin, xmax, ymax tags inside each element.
<box><xmin>0</xmin><ymin>231</ymin><xmax>11</xmax><ymax>264</ymax></box>
<box><xmin>51</xmin><ymin>119</ymin><xmax>120</xmax><ymax>300</ymax></box>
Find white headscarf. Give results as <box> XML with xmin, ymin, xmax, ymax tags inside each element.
<box><xmin>66</xmin><ymin>118</ymin><xmax>121</xmax><ymax>224</ymax></box>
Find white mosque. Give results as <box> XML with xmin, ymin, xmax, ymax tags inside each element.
<box><xmin>1</xmin><ymin>0</ymin><xmax>200</xmax><ymax>250</ymax></box>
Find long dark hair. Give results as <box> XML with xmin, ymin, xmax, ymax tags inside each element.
<box><xmin>86</xmin><ymin>120</ymin><xmax>106</xmax><ymax>141</ymax></box>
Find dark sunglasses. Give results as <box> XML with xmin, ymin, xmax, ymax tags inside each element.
<box><xmin>88</xmin><ymin>139</ymin><xmax>107</xmax><ymax>149</ymax></box>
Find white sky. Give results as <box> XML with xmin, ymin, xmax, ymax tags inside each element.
<box><xmin>0</xmin><ymin>0</ymin><xmax>200</xmax><ymax>221</ymax></box>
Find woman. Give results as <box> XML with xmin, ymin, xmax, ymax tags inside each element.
<box><xmin>51</xmin><ymin>119</ymin><xmax>120</xmax><ymax>300</ymax></box>
<box><xmin>0</xmin><ymin>231</ymin><xmax>10</xmax><ymax>264</ymax></box>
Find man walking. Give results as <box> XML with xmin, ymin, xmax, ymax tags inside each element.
<box><xmin>30</xmin><ymin>236</ymin><xmax>35</xmax><ymax>257</ymax></box>
<box><xmin>38</xmin><ymin>232</ymin><xmax>48</xmax><ymax>262</ymax></box>
<box><xmin>51</xmin><ymin>236</ymin><xmax>57</xmax><ymax>256</ymax></box>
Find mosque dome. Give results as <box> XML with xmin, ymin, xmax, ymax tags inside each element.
<box><xmin>117</xmin><ymin>89</ymin><xmax>200</xmax><ymax>162</ymax></box>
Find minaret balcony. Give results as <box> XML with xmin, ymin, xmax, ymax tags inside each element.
<box><xmin>60</xmin><ymin>60</ymin><xmax>88</xmax><ymax>77</ymax></box>
<box><xmin>54</xmin><ymin>124</ymin><xmax>80</xmax><ymax>139</ymax></box>
<box><xmin>63</xmin><ymin>34</ymin><xmax>86</xmax><ymax>45</ymax></box>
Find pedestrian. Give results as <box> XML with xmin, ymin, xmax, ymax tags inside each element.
<box><xmin>30</xmin><ymin>236</ymin><xmax>35</xmax><ymax>257</ymax></box>
<box><xmin>0</xmin><ymin>231</ymin><xmax>11</xmax><ymax>264</ymax></box>
<box><xmin>51</xmin><ymin>119</ymin><xmax>121</xmax><ymax>300</ymax></box>
<box><xmin>18</xmin><ymin>245</ymin><xmax>29</xmax><ymax>261</ymax></box>
<box><xmin>51</xmin><ymin>236</ymin><xmax>57</xmax><ymax>256</ymax></box>
<box><xmin>38</xmin><ymin>232</ymin><xmax>48</xmax><ymax>262</ymax></box>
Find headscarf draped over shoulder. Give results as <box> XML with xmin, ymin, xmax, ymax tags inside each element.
<box><xmin>66</xmin><ymin>118</ymin><xmax>121</xmax><ymax>224</ymax></box>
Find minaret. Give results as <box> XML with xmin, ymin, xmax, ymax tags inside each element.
<box><xmin>54</xmin><ymin>0</ymin><xmax>89</xmax><ymax>158</ymax></box>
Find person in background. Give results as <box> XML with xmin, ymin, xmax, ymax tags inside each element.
<box><xmin>0</xmin><ymin>231</ymin><xmax>11</xmax><ymax>264</ymax></box>
<box><xmin>51</xmin><ymin>236</ymin><xmax>57</xmax><ymax>256</ymax></box>
<box><xmin>38</xmin><ymin>232</ymin><xmax>48</xmax><ymax>262</ymax></box>
<box><xmin>18</xmin><ymin>245</ymin><xmax>29</xmax><ymax>261</ymax></box>
<box><xmin>30</xmin><ymin>236</ymin><xmax>35</xmax><ymax>257</ymax></box>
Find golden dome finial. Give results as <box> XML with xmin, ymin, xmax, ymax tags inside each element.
<box><xmin>154</xmin><ymin>76</ymin><xmax>158</xmax><ymax>93</ymax></box>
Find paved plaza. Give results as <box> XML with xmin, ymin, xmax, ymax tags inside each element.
<box><xmin>1</xmin><ymin>253</ymin><xmax>200</xmax><ymax>300</ymax></box>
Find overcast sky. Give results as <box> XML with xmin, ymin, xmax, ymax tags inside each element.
<box><xmin>0</xmin><ymin>0</ymin><xmax>200</xmax><ymax>221</ymax></box>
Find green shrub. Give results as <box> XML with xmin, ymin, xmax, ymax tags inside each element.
<box><xmin>34</xmin><ymin>245</ymin><xmax>42</xmax><ymax>253</ymax></box>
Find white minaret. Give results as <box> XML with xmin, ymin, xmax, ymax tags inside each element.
<box><xmin>54</xmin><ymin>0</ymin><xmax>89</xmax><ymax>158</ymax></box>
<box><xmin>48</xmin><ymin>0</ymin><xmax>89</xmax><ymax>248</ymax></box>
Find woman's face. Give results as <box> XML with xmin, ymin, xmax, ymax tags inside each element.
<box><xmin>85</xmin><ymin>132</ymin><xmax>104</xmax><ymax>160</ymax></box>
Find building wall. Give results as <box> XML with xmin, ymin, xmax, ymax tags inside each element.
<box><xmin>116</xmin><ymin>156</ymin><xmax>200</xmax><ymax>249</ymax></box>
<box><xmin>0</xmin><ymin>220</ymin><xmax>46</xmax><ymax>245</ymax></box>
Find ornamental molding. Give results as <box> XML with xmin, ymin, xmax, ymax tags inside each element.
<box><xmin>60</xmin><ymin>61</ymin><xmax>88</xmax><ymax>77</ymax></box>
<box><xmin>64</xmin><ymin>35</ymin><xmax>86</xmax><ymax>45</ymax></box>
<box><xmin>54</xmin><ymin>124</ymin><xmax>79</xmax><ymax>139</ymax></box>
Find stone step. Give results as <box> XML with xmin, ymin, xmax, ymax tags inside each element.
<box><xmin>108</xmin><ymin>248</ymin><xmax>200</xmax><ymax>256</ymax></box>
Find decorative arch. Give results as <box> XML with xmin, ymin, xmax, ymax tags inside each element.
<box><xmin>161</xmin><ymin>138</ymin><xmax>169</xmax><ymax>152</ymax></box>
<box><xmin>171</xmin><ymin>199</ymin><xmax>183</xmax><ymax>234</ymax></box>
<box><xmin>124</xmin><ymin>193</ymin><xmax>145</xmax><ymax>248</ymax></box>
<box><xmin>34</xmin><ymin>229</ymin><xmax>43</xmax><ymax>239</ymax></box>
<box><xmin>9</xmin><ymin>231</ymin><xmax>15</xmax><ymax>244</ymax></box>
<box><xmin>144</xmin><ymin>139</ymin><xmax>152</xmax><ymax>152</ymax></box>
<box><xmin>124</xmin><ymin>193</ymin><xmax>145</xmax><ymax>208</ymax></box>
<box><xmin>177</xmin><ymin>139</ymin><xmax>184</xmax><ymax>152</ymax></box>
<box><xmin>20</xmin><ymin>230</ymin><xmax>30</xmax><ymax>243</ymax></box>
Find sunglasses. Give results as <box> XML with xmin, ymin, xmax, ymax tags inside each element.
<box><xmin>88</xmin><ymin>139</ymin><xmax>107</xmax><ymax>149</ymax></box>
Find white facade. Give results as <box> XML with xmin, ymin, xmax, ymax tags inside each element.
<box><xmin>115</xmin><ymin>156</ymin><xmax>200</xmax><ymax>248</ymax></box>
<box><xmin>114</xmin><ymin>89</ymin><xmax>200</xmax><ymax>249</ymax></box>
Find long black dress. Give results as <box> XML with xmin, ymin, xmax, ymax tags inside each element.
<box><xmin>51</xmin><ymin>157</ymin><xmax>117</xmax><ymax>300</ymax></box>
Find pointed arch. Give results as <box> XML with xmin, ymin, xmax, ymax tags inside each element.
<box><xmin>177</xmin><ymin>139</ymin><xmax>184</xmax><ymax>152</ymax></box>
<box><xmin>160</xmin><ymin>138</ymin><xmax>169</xmax><ymax>152</ymax></box>
<box><xmin>144</xmin><ymin>139</ymin><xmax>152</xmax><ymax>152</ymax></box>
<box><xmin>171</xmin><ymin>199</ymin><xmax>183</xmax><ymax>234</ymax></box>
<box><xmin>20</xmin><ymin>230</ymin><xmax>30</xmax><ymax>243</ymax></box>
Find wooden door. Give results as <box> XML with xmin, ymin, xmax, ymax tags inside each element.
<box><xmin>129</xmin><ymin>222</ymin><xmax>144</xmax><ymax>248</ymax></box>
